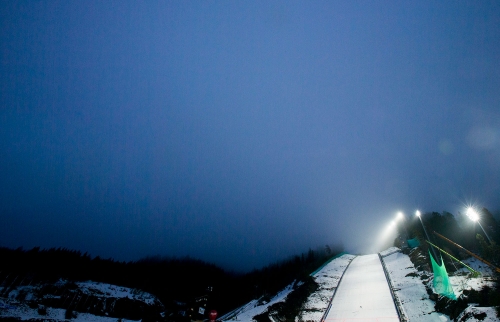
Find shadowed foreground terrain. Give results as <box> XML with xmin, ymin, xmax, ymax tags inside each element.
<box><xmin>0</xmin><ymin>244</ymin><xmax>341</xmax><ymax>321</ymax></box>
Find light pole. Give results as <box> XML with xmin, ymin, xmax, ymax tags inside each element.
<box><xmin>396</xmin><ymin>211</ymin><xmax>409</xmax><ymax>241</ymax></box>
<box><xmin>466</xmin><ymin>207</ymin><xmax>492</xmax><ymax>244</ymax></box>
<box><xmin>415</xmin><ymin>210</ymin><xmax>430</xmax><ymax>240</ymax></box>
<box><xmin>416</xmin><ymin>210</ymin><xmax>439</xmax><ymax>261</ymax></box>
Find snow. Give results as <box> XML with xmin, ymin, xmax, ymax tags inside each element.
<box><xmin>450</xmin><ymin>274</ymin><xmax>496</xmax><ymax>299</ymax></box>
<box><xmin>457</xmin><ymin>306</ymin><xmax>499</xmax><ymax>322</ymax></box>
<box><xmin>0</xmin><ymin>302</ymin><xmax>135</xmax><ymax>322</ymax></box>
<box><xmin>220</xmin><ymin>283</ymin><xmax>295</xmax><ymax>321</ymax></box>
<box><xmin>221</xmin><ymin>254</ymin><xmax>356</xmax><ymax>322</ymax></box>
<box><xmin>0</xmin><ymin>280</ymin><xmax>161</xmax><ymax>321</ymax></box>
<box><xmin>325</xmin><ymin>254</ymin><xmax>399</xmax><ymax>321</ymax></box>
<box><xmin>456</xmin><ymin>257</ymin><xmax>495</xmax><ymax>277</ymax></box>
<box><xmin>381</xmin><ymin>249</ymin><xmax>451</xmax><ymax>321</ymax></box>
<box><xmin>381</xmin><ymin>248</ymin><xmax>499</xmax><ymax>322</ymax></box>
<box><xmin>1</xmin><ymin>249</ymin><xmax>498</xmax><ymax>321</ymax></box>
<box><xmin>299</xmin><ymin>254</ymin><xmax>356</xmax><ymax>321</ymax></box>
<box><xmin>448</xmin><ymin>257</ymin><xmax>496</xmax><ymax>298</ymax></box>
<box><xmin>223</xmin><ymin>249</ymin><xmax>499</xmax><ymax>322</ymax></box>
<box><xmin>380</xmin><ymin>246</ymin><xmax>401</xmax><ymax>257</ymax></box>
<box><xmin>76</xmin><ymin>281</ymin><xmax>159</xmax><ymax>305</ymax></box>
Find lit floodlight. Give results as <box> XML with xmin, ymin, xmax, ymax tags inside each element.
<box><xmin>466</xmin><ymin>207</ymin><xmax>479</xmax><ymax>222</ymax></box>
<box><xmin>373</xmin><ymin>219</ymin><xmax>401</xmax><ymax>253</ymax></box>
<box><xmin>466</xmin><ymin>206</ymin><xmax>492</xmax><ymax>242</ymax></box>
<box><xmin>416</xmin><ymin>210</ymin><xmax>421</xmax><ymax>217</ymax></box>
<box><xmin>396</xmin><ymin>211</ymin><xmax>409</xmax><ymax>240</ymax></box>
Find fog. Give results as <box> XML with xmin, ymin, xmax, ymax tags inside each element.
<box><xmin>1</xmin><ymin>1</ymin><xmax>499</xmax><ymax>271</ymax></box>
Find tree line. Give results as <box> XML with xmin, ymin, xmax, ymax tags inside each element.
<box><xmin>397</xmin><ymin>207</ymin><xmax>500</xmax><ymax>266</ymax></box>
<box><xmin>0</xmin><ymin>243</ymin><xmax>342</xmax><ymax>317</ymax></box>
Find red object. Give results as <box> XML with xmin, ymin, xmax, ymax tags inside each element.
<box><xmin>209</xmin><ymin>310</ymin><xmax>217</xmax><ymax>321</ymax></box>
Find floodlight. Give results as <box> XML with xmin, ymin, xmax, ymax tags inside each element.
<box><xmin>466</xmin><ymin>207</ymin><xmax>479</xmax><ymax>222</ymax></box>
<box><xmin>395</xmin><ymin>211</ymin><xmax>409</xmax><ymax>240</ymax></box>
<box><xmin>466</xmin><ymin>207</ymin><xmax>491</xmax><ymax>243</ymax></box>
<box><xmin>415</xmin><ymin>210</ymin><xmax>421</xmax><ymax>217</ymax></box>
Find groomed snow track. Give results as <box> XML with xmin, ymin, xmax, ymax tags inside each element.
<box><xmin>323</xmin><ymin>254</ymin><xmax>401</xmax><ymax>322</ymax></box>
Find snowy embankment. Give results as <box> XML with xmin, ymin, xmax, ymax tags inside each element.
<box><xmin>75</xmin><ymin>281</ymin><xmax>160</xmax><ymax>306</ymax></box>
<box><xmin>299</xmin><ymin>254</ymin><xmax>356</xmax><ymax>321</ymax></box>
<box><xmin>219</xmin><ymin>284</ymin><xmax>296</xmax><ymax>321</ymax></box>
<box><xmin>0</xmin><ymin>304</ymin><xmax>135</xmax><ymax>322</ymax></box>
<box><xmin>456</xmin><ymin>306</ymin><xmax>499</xmax><ymax>322</ymax></box>
<box><xmin>381</xmin><ymin>247</ymin><xmax>451</xmax><ymax>321</ymax></box>
<box><xmin>223</xmin><ymin>248</ymin><xmax>498</xmax><ymax>322</ymax></box>
<box><xmin>220</xmin><ymin>253</ymin><xmax>356</xmax><ymax>321</ymax></box>
<box><xmin>381</xmin><ymin>246</ymin><xmax>497</xmax><ymax>322</ymax></box>
<box><xmin>0</xmin><ymin>279</ymin><xmax>163</xmax><ymax>321</ymax></box>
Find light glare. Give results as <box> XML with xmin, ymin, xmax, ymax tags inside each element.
<box><xmin>466</xmin><ymin>207</ymin><xmax>479</xmax><ymax>222</ymax></box>
<box><xmin>416</xmin><ymin>210</ymin><xmax>421</xmax><ymax>217</ymax></box>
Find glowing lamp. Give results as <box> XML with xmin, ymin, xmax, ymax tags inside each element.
<box><xmin>466</xmin><ymin>207</ymin><xmax>479</xmax><ymax>222</ymax></box>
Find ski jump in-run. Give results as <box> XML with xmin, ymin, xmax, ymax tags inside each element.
<box><xmin>324</xmin><ymin>254</ymin><xmax>400</xmax><ymax>322</ymax></box>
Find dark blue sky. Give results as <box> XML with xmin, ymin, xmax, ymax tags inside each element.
<box><xmin>1</xmin><ymin>1</ymin><xmax>499</xmax><ymax>271</ymax></box>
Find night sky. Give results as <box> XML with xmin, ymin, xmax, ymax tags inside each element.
<box><xmin>1</xmin><ymin>1</ymin><xmax>499</xmax><ymax>272</ymax></box>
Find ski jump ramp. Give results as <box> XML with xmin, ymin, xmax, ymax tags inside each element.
<box><xmin>324</xmin><ymin>254</ymin><xmax>400</xmax><ymax>322</ymax></box>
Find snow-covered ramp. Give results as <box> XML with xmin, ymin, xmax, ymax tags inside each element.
<box><xmin>325</xmin><ymin>254</ymin><xmax>399</xmax><ymax>321</ymax></box>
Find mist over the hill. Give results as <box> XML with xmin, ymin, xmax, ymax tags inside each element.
<box><xmin>1</xmin><ymin>1</ymin><xmax>500</xmax><ymax>272</ymax></box>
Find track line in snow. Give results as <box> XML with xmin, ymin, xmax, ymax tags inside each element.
<box><xmin>324</xmin><ymin>254</ymin><xmax>400</xmax><ymax>322</ymax></box>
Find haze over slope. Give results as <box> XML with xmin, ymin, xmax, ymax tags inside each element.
<box><xmin>1</xmin><ymin>1</ymin><xmax>500</xmax><ymax>271</ymax></box>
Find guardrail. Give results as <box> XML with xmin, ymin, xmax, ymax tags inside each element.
<box><xmin>378</xmin><ymin>252</ymin><xmax>407</xmax><ymax>322</ymax></box>
<box><xmin>319</xmin><ymin>255</ymin><xmax>356</xmax><ymax>322</ymax></box>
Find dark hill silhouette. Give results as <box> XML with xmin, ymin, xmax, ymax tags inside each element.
<box><xmin>0</xmin><ymin>243</ymin><xmax>342</xmax><ymax>319</ymax></box>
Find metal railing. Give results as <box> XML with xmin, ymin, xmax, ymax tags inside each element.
<box><xmin>378</xmin><ymin>252</ymin><xmax>407</xmax><ymax>322</ymax></box>
<box><xmin>319</xmin><ymin>255</ymin><xmax>356</xmax><ymax>322</ymax></box>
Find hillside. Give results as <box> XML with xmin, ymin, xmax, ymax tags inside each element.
<box><xmin>0</xmin><ymin>279</ymin><xmax>164</xmax><ymax>321</ymax></box>
<box><xmin>1</xmin><ymin>226</ymin><xmax>499</xmax><ymax>322</ymax></box>
<box><xmin>220</xmin><ymin>247</ymin><xmax>499</xmax><ymax>322</ymax></box>
<box><xmin>1</xmin><ymin>246</ymin><xmax>499</xmax><ymax>321</ymax></box>
<box><xmin>0</xmin><ymin>245</ymin><xmax>340</xmax><ymax>321</ymax></box>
